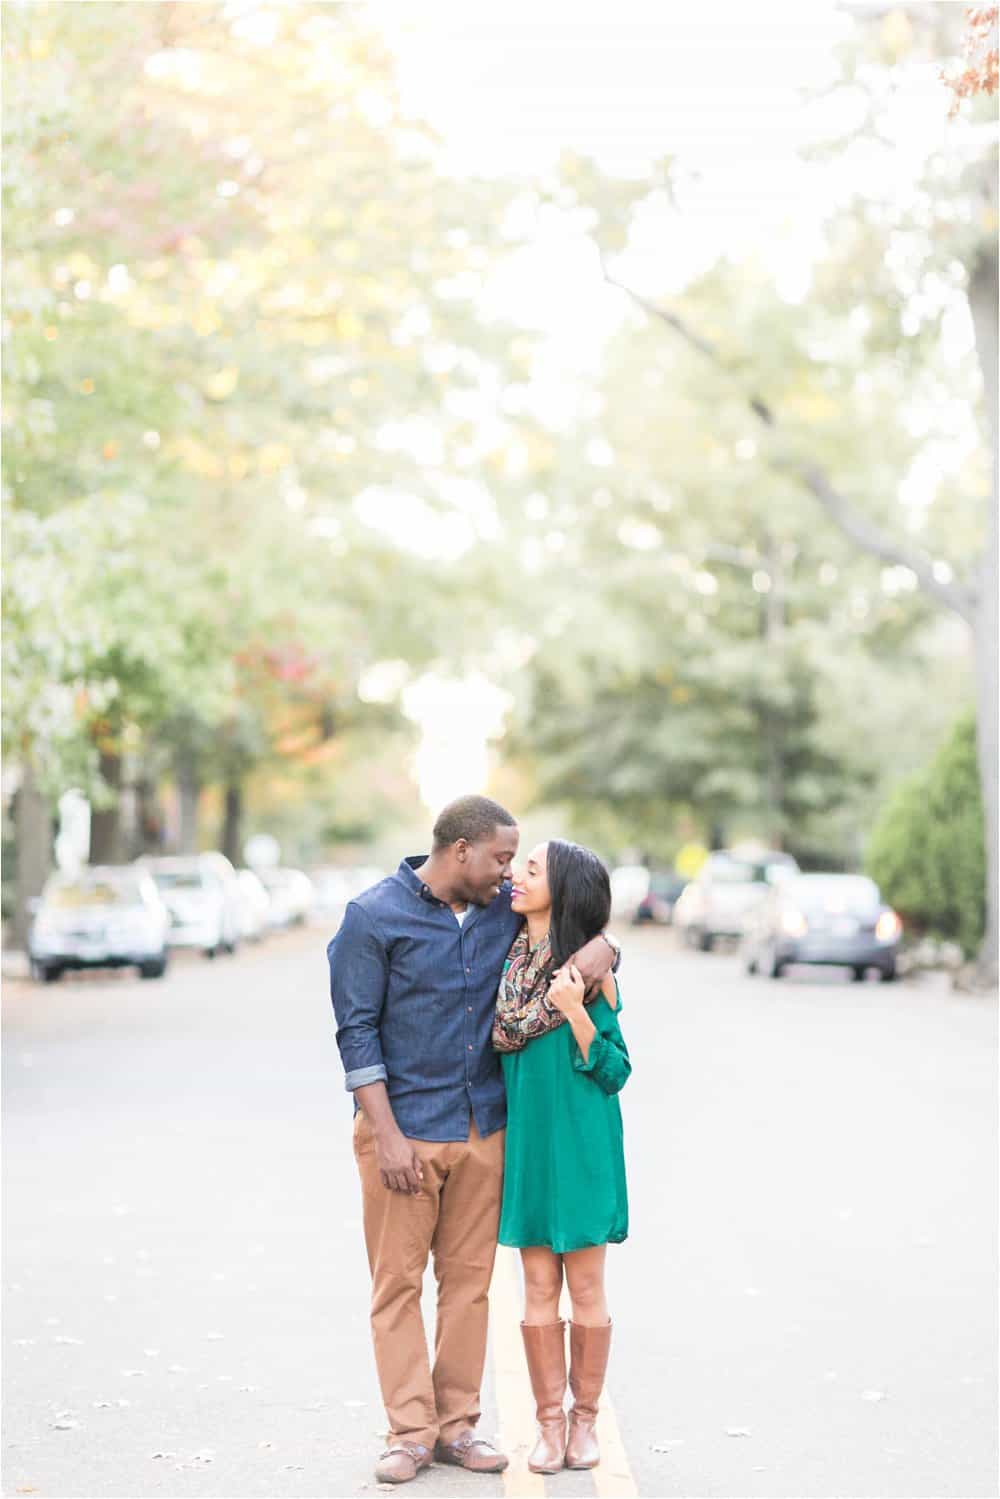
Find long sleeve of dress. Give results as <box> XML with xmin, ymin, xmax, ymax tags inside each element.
<box><xmin>572</xmin><ymin>990</ymin><xmax>631</xmax><ymax>1097</ymax></box>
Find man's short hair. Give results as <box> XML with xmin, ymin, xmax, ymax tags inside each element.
<box><xmin>432</xmin><ymin>795</ymin><xmax>517</xmax><ymax>850</ymax></box>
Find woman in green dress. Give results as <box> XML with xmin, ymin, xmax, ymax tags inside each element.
<box><xmin>492</xmin><ymin>840</ymin><xmax>630</xmax><ymax>1474</ymax></box>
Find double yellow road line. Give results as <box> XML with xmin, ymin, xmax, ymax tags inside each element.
<box><xmin>490</xmin><ymin>1248</ymin><xmax>638</xmax><ymax>1498</ymax></box>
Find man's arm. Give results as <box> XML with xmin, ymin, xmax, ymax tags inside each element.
<box><xmin>567</xmin><ymin>931</ymin><xmax>620</xmax><ymax>997</ymax></box>
<box><xmin>327</xmin><ymin>904</ymin><xmax>423</xmax><ymax>1194</ymax></box>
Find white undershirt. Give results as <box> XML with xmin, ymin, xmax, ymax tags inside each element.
<box><xmin>453</xmin><ymin>906</ymin><xmax>469</xmax><ymax>925</ymax></box>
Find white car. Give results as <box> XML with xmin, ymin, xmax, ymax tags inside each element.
<box><xmin>138</xmin><ymin>853</ymin><xmax>242</xmax><ymax>957</ymax></box>
<box><xmin>258</xmin><ymin>867</ymin><xmax>315</xmax><ymax>929</ymax></box>
<box><xmin>29</xmin><ymin>866</ymin><xmax>169</xmax><ymax>982</ymax></box>
<box><xmin>235</xmin><ymin>868</ymin><xmax>271</xmax><ymax>942</ymax></box>
<box><xmin>674</xmin><ymin>848</ymin><xmax>800</xmax><ymax>951</ymax></box>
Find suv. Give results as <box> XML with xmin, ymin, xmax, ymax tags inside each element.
<box><xmin>673</xmin><ymin>848</ymin><xmax>799</xmax><ymax>950</ymax></box>
<box><xmin>29</xmin><ymin>867</ymin><xmax>169</xmax><ymax>982</ymax></box>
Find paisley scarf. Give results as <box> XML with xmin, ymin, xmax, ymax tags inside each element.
<box><xmin>492</xmin><ymin>926</ymin><xmax>596</xmax><ymax>1053</ymax></box>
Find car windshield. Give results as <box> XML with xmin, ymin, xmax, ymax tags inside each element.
<box><xmin>708</xmin><ymin>858</ymin><xmax>761</xmax><ymax>884</ymax></box>
<box><xmin>48</xmin><ymin>879</ymin><xmax>141</xmax><ymax>909</ymax></box>
<box><xmin>150</xmin><ymin>869</ymin><xmax>204</xmax><ymax>891</ymax></box>
<box><xmin>788</xmin><ymin>876</ymin><xmax>879</xmax><ymax>912</ymax></box>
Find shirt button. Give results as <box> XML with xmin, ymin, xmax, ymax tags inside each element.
<box><xmin>466</xmin><ymin>966</ymin><xmax>471</xmax><ymax>974</ymax></box>
<box><xmin>468</xmin><ymin>1044</ymin><xmax>473</xmax><ymax>1051</ymax></box>
<box><xmin>467</xmin><ymin>1006</ymin><xmax>472</xmax><ymax>1013</ymax></box>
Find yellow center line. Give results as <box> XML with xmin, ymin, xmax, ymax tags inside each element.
<box><xmin>490</xmin><ymin>1247</ymin><xmax>639</xmax><ymax>1498</ymax></box>
<box><xmin>490</xmin><ymin>1247</ymin><xmax>546</xmax><ymax>1498</ymax></box>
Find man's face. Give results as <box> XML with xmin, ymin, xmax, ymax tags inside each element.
<box><xmin>456</xmin><ymin>824</ymin><xmax>520</xmax><ymax>906</ymax></box>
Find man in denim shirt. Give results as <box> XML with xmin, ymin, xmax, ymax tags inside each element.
<box><xmin>328</xmin><ymin>795</ymin><xmax>617</xmax><ymax>1486</ymax></box>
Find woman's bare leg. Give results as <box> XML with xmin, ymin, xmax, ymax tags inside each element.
<box><xmin>520</xmin><ymin>1246</ymin><xmax>564</xmax><ymax>1324</ymax></box>
<box><xmin>562</xmin><ymin>1244</ymin><xmax>609</xmax><ymax>1327</ymax></box>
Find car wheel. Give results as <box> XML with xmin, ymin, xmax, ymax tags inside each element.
<box><xmin>204</xmin><ymin>944</ymin><xmax>218</xmax><ymax>959</ymax></box>
<box><xmin>744</xmin><ymin>953</ymin><xmax>759</xmax><ymax>976</ymax></box>
<box><xmin>852</xmin><ymin>966</ymin><xmax>867</xmax><ymax>982</ymax></box>
<box><xmin>698</xmin><ymin>930</ymin><xmax>713</xmax><ymax>952</ymax></box>
<box><xmin>39</xmin><ymin>963</ymin><xmax>63</xmax><ymax>984</ymax></box>
<box><xmin>140</xmin><ymin>959</ymin><xmax>168</xmax><ymax>980</ymax></box>
<box><xmin>880</xmin><ymin>963</ymin><xmax>897</xmax><ymax>983</ymax></box>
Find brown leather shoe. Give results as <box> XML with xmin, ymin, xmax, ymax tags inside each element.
<box><xmin>434</xmin><ymin>1430</ymin><xmax>509</xmax><ymax>1472</ymax></box>
<box><xmin>521</xmin><ymin>1320</ymin><xmax>568</xmax><ymax>1473</ymax></box>
<box><xmin>373</xmin><ymin>1441</ymin><xmax>432</xmax><ymax>1484</ymax></box>
<box><xmin>565</xmin><ymin>1320</ymin><xmax>612</xmax><ymax>1470</ymax></box>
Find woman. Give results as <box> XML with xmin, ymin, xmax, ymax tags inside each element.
<box><xmin>492</xmin><ymin>840</ymin><xmax>630</xmax><ymax>1474</ymax></box>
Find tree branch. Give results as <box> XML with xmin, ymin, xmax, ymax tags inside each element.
<box><xmin>601</xmin><ymin>257</ymin><xmax>979</xmax><ymax>624</ymax></box>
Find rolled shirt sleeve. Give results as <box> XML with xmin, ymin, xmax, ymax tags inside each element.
<box><xmin>328</xmin><ymin>901</ymin><xmax>390</xmax><ymax>1092</ymax></box>
<box><xmin>572</xmin><ymin>998</ymin><xmax>631</xmax><ymax>1097</ymax></box>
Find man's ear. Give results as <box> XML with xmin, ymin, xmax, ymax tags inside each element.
<box><xmin>455</xmin><ymin>839</ymin><xmax>468</xmax><ymax>862</ymax></box>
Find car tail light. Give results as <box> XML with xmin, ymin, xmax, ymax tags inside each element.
<box><xmin>781</xmin><ymin>908</ymin><xmax>808</xmax><ymax>937</ymax></box>
<box><xmin>876</xmin><ymin>910</ymin><xmax>901</xmax><ymax>942</ymax></box>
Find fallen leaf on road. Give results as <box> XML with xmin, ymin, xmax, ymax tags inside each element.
<box><xmin>258</xmin><ymin>1442</ymin><xmax>275</xmax><ymax>1450</ymax></box>
<box><xmin>239</xmin><ymin>1385</ymin><xmax>259</xmax><ymax>1393</ymax></box>
<box><xmin>726</xmin><ymin>1427</ymin><xmax>752</xmax><ymax>1437</ymax></box>
<box><xmin>151</xmin><ymin>1453</ymin><xmax>176</xmax><ymax>1460</ymax></box>
<box><xmin>861</xmin><ymin>1389</ymin><xmax>887</xmax><ymax>1402</ymax></box>
<box><xmin>52</xmin><ymin>1420</ymin><xmax>80</xmax><ymax>1430</ymax></box>
<box><xmin>120</xmin><ymin>1369</ymin><xmax>145</xmax><ymax>1378</ymax></box>
<box><xmin>190</xmin><ymin>1451</ymin><xmax>214</xmax><ymax>1463</ymax></box>
<box><xmin>283</xmin><ymin>1466</ymin><xmax>304</xmax><ymax>1472</ymax></box>
<box><xmin>92</xmin><ymin>1402</ymin><xmax>112</xmax><ymax>1409</ymax></box>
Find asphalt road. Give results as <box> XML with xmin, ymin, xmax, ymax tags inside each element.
<box><xmin>3</xmin><ymin>923</ymin><xmax>997</xmax><ymax>1498</ymax></box>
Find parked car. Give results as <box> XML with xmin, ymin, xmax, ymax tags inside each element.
<box><xmin>673</xmin><ymin>848</ymin><xmax>800</xmax><ymax>950</ymax></box>
<box><xmin>235</xmin><ymin>868</ymin><xmax>271</xmax><ymax>942</ymax></box>
<box><xmin>633</xmin><ymin>870</ymin><xmax>688</xmax><ymax>925</ymax></box>
<box><xmin>610</xmin><ymin>865</ymin><xmax>653</xmax><ymax>922</ymax></box>
<box><xmin>28</xmin><ymin>866</ymin><xmax>169</xmax><ymax>982</ymax></box>
<box><xmin>138</xmin><ymin>853</ymin><xmax>242</xmax><ymax>957</ymax></box>
<box><xmin>258</xmin><ymin>867</ymin><xmax>315</xmax><ymax>928</ymax></box>
<box><xmin>741</xmin><ymin>873</ymin><xmax>901</xmax><ymax>981</ymax></box>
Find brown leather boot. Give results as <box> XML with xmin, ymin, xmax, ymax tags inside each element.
<box><xmin>565</xmin><ymin>1320</ymin><xmax>612</xmax><ymax>1470</ymax></box>
<box><xmin>520</xmin><ymin>1320</ymin><xmax>568</xmax><ymax>1473</ymax></box>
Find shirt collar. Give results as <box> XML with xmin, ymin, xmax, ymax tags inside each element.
<box><xmin>398</xmin><ymin>854</ymin><xmax>445</xmax><ymax>906</ymax></box>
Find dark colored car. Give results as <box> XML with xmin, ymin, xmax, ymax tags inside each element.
<box><xmin>741</xmin><ymin>873</ymin><xmax>901</xmax><ymax>981</ymax></box>
<box><xmin>633</xmin><ymin>871</ymin><xmax>688</xmax><ymax>925</ymax></box>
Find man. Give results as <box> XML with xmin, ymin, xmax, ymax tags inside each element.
<box><xmin>328</xmin><ymin>795</ymin><xmax>619</xmax><ymax>1486</ymax></box>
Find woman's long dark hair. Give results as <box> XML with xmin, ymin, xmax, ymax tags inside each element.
<box><xmin>546</xmin><ymin>840</ymin><xmax>612</xmax><ymax>969</ymax></box>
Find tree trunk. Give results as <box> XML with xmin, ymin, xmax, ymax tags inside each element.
<box><xmin>221</xmin><ymin>777</ymin><xmax>243</xmax><ymax>866</ymax></box>
<box><xmin>89</xmin><ymin>748</ymin><xmax>124</xmax><ymax>865</ymax></box>
<box><xmin>968</xmin><ymin>238</ymin><xmax>999</xmax><ymax>987</ymax></box>
<box><xmin>175</xmin><ymin>747</ymin><xmax>201</xmax><ymax>855</ymax></box>
<box><xmin>13</xmin><ymin>762</ymin><xmax>52</xmax><ymax>950</ymax></box>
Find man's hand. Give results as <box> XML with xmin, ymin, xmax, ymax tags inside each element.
<box><xmin>548</xmin><ymin>962</ymin><xmax>586</xmax><ymax>1016</ymax></box>
<box><xmin>375</xmin><ymin>1127</ymin><xmax>425</xmax><ymax>1194</ymax></box>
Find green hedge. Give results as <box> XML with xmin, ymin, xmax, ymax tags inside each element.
<box><xmin>866</xmin><ymin>713</ymin><xmax>985</xmax><ymax>957</ymax></box>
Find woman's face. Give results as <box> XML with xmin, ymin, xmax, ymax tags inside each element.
<box><xmin>510</xmin><ymin>842</ymin><xmax>550</xmax><ymax>917</ymax></box>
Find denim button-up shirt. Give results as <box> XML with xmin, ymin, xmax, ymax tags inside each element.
<box><xmin>327</xmin><ymin>856</ymin><xmax>521</xmax><ymax>1142</ymax></box>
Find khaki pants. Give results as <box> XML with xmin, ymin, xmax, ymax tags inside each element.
<box><xmin>353</xmin><ymin>1110</ymin><xmax>505</xmax><ymax>1449</ymax></box>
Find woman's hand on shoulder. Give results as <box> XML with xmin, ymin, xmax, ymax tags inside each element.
<box><xmin>548</xmin><ymin>962</ymin><xmax>586</xmax><ymax>1015</ymax></box>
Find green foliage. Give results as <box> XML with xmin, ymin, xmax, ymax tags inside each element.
<box><xmin>866</xmin><ymin>713</ymin><xmax>985</xmax><ymax>955</ymax></box>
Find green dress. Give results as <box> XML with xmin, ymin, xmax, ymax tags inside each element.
<box><xmin>498</xmin><ymin>984</ymin><xmax>630</xmax><ymax>1253</ymax></box>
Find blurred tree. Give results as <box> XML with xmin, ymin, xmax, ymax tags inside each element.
<box><xmin>2</xmin><ymin>2</ymin><xmax>527</xmax><ymax>894</ymax></box>
<box><xmin>867</xmin><ymin>712</ymin><xmax>985</xmax><ymax>957</ymax></box>
<box><xmin>525</xmin><ymin>5</ymin><xmax>996</xmax><ymax>979</ymax></box>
